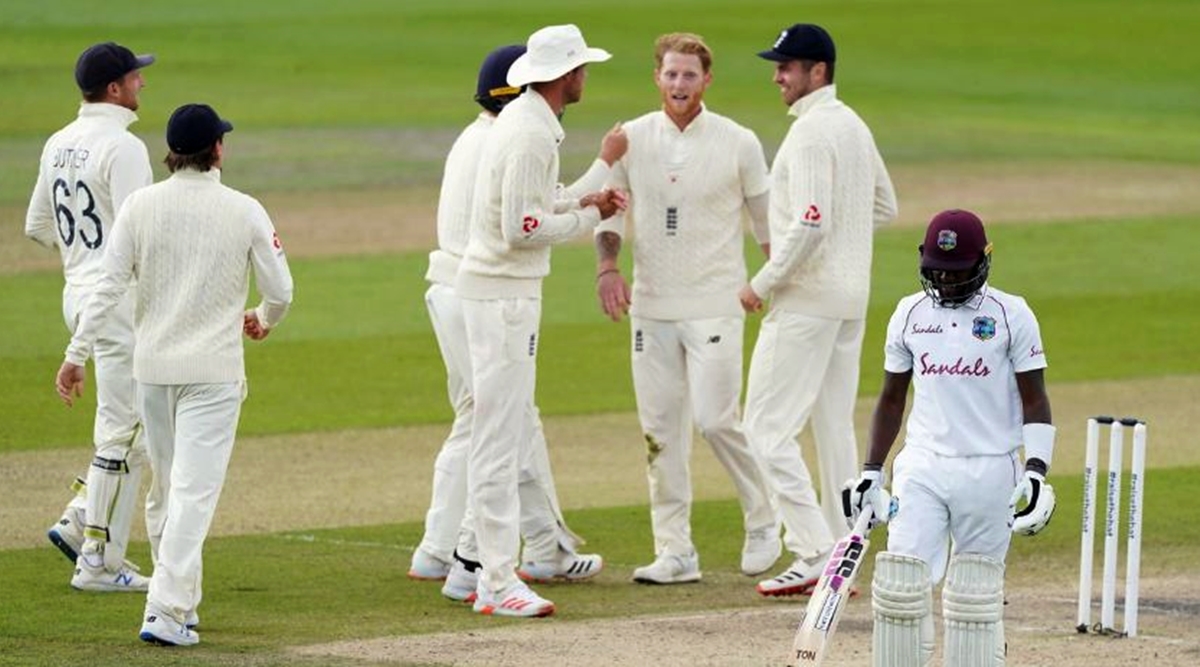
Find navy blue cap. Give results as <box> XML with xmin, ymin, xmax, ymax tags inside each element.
<box><xmin>758</xmin><ymin>24</ymin><xmax>836</xmax><ymax>63</ymax></box>
<box><xmin>75</xmin><ymin>42</ymin><xmax>154</xmax><ymax>92</ymax></box>
<box><xmin>475</xmin><ymin>45</ymin><xmax>526</xmax><ymax>113</ymax></box>
<box><xmin>166</xmin><ymin>104</ymin><xmax>234</xmax><ymax>155</ymax></box>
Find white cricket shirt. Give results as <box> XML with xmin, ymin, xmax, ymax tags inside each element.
<box><xmin>66</xmin><ymin>169</ymin><xmax>294</xmax><ymax>385</ymax></box>
<box><xmin>750</xmin><ymin>85</ymin><xmax>897</xmax><ymax>320</ymax></box>
<box><xmin>883</xmin><ymin>285</ymin><xmax>1048</xmax><ymax>457</ymax></box>
<box><xmin>25</xmin><ymin>103</ymin><xmax>153</xmax><ymax>287</ymax></box>
<box><xmin>457</xmin><ymin>90</ymin><xmax>602</xmax><ymax>300</ymax></box>
<box><xmin>597</xmin><ymin>107</ymin><xmax>770</xmax><ymax>320</ymax></box>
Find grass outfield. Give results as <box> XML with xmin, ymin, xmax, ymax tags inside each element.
<box><xmin>2</xmin><ymin>0</ymin><xmax>1198</xmax><ymax>664</ymax></box>
<box><xmin>3</xmin><ymin>216</ymin><xmax>1198</xmax><ymax>450</ymax></box>
<box><xmin>2</xmin><ymin>0</ymin><xmax>1199</xmax><ymax>205</ymax></box>
<box><xmin>1</xmin><ymin>467</ymin><xmax>1197</xmax><ymax>666</ymax></box>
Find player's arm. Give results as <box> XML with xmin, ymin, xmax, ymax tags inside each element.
<box><xmin>872</xmin><ymin>147</ymin><xmax>898</xmax><ymax>228</ymax></box>
<box><xmin>502</xmin><ymin>151</ymin><xmax>606</xmax><ymax>247</ymax></box>
<box><xmin>739</xmin><ymin>129</ymin><xmax>772</xmax><ymax>257</ymax></box>
<box><xmin>246</xmin><ymin>200</ymin><xmax>294</xmax><ymax>338</ymax></box>
<box><xmin>108</xmin><ymin>136</ymin><xmax>153</xmax><ymax>215</ymax></box>
<box><xmin>25</xmin><ymin>170</ymin><xmax>58</xmax><ymax>249</ymax></box>
<box><xmin>866</xmin><ymin>370</ymin><xmax>911</xmax><ymax>467</ymax></box>
<box><xmin>747</xmin><ymin>141</ymin><xmax>834</xmax><ymax>300</ymax></box>
<box><xmin>593</xmin><ymin>151</ymin><xmax>631</xmax><ymax>321</ymax></box>
<box><xmin>558</xmin><ymin>122</ymin><xmax>627</xmax><ymax>204</ymax></box>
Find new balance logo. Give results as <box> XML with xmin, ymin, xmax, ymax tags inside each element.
<box><xmin>707</xmin><ymin>335</ymin><xmax>721</xmax><ymax>344</ymax></box>
<box><xmin>116</xmin><ymin>572</ymin><xmax>134</xmax><ymax>586</ymax></box>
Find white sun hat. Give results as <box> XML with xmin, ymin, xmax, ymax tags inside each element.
<box><xmin>507</xmin><ymin>24</ymin><xmax>611</xmax><ymax>87</ymax></box>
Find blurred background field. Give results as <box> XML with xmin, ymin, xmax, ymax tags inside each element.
<box><xmin>1</xmin><ymin>1</ymin><xmax>1198</xmax><ymax>664</ymax></box>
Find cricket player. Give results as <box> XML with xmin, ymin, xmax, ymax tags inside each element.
<box><xmin>593</xmin><ymin>32</ymin><xmax>780</xmax><ymax>584</ymax></box>
<box><xmin>412</xmin><ymin>43</ymin><xmax>620</xmax><ymax>594</ymax></box>
<box><xmin>26</xmin><ymin>41</ymin><xmax>162</xmax><ymax>592</ymax></box>
<box><xmin>843</xmin><ymin>209</ymin><xmax>1057</xmax><ymax>666</ymax></box>
<box><xmin>456</xmin><ymin>24</ymin><xmax>625</xmax><ymax>618</ymax></box>
<box><xmin>56</xmin><ymin>103</ymin><xmax>294</xmax><ymax>646</ymax></box>
<box><xmin>740</xmin><ymin>23</ymin><xmax>899</xmax><ymax>597</ymax></box>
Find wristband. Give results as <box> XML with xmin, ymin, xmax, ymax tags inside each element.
<box><xmin>1022</xmin><ymin>422</ymin><xmax>1056</xmax><ymax>471</ymax></box>
<box><xmin>596</xmin><ymin>268</ymin><xmax>619</xmax><ymax>281</ymax></box>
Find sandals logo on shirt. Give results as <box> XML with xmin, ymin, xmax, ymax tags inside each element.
<box><xmin>801</xmin><ymin>204</ymin><xmax>822</xmax><ymax>228</ymax></box>
<box><xmin>972</xmin><ymin>316</ymin><xmax>997</xmax><ymax>341</ymax></box>
<box><xmin>522</xmin><ymin>216</ymin><xmax>540</xmax><ymax>235</ymax></box>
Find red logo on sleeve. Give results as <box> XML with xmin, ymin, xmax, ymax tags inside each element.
<box><xmin>522</xmin><ymin>216</ymin><xmax>541</xmax><ymax>234</ymax></box>
<box><xmin>272</xmin><ymin>232</ymin><xmax>283</xmax><ymax>249</ymax></box>
<box><xmin>803</xmin><ymin>205</ymin><xmax>822</xmax><ymax>223</ymax></box>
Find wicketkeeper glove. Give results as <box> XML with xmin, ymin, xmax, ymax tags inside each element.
<box><xmin>1010</xmin><ymin>468</ymin><xmax>1056</xmax><ymax>536</ymax></box>
<box><xmin>841</xmin><ymin>468</ymin><xmax>892</xmax><ymax>530</ymax></box>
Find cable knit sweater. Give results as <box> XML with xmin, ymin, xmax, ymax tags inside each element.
<box><xmin>66</xmin><ymin>169</ymin><xmax>293</xmax><ymax>384</ymax></box>
<box><xmin>750</xmin><ymin>85</ymin><xmax>898</xmax><ymax>320</ymax></box>
<box><xmin>427</xmin><ymin>111</ymin><xmax>609</xmax><ymax>287</ymax></box>
<box><xmin>597</xmin><ymin>107</ymin><xmax>770</xmax><ymax>320</ymax></box>
<box><xmin>456</xmin><ymin>90</ymin><xmax>603</xmax><ymax>300</ymax></box>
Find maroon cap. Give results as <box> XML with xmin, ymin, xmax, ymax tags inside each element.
<box><xmin>920</xmin><ymin>209</ymin><xmax>990</xmax><ymax>271</ymax></box>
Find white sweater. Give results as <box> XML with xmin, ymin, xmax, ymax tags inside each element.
<box><xmin>66</xmin><ymin>169</ymin><xmax>294</xmax><ymax>384</ymax></box>
<box><xmin>25</xmin><ymin>103</ymin><xmax>153</xmax><ymax>287</ymax></box>
<box><xmin>427</xmin><ymin>111</ymin><xmax>609</xmax><ymax>287</ymax></box>
<box><xmin>456</xmin><ymin>90</ymin><xmax>603</xmax><ymax>299</ymax></box>
<box><xmin>598</xmin><ymin>107</ymin><xmax>770</xmax><ymax>320</ymax></box>
<box><xmin>750</xmin><ymin>85</ymin><xmax>898</xmax><ymax>320</ymax></box>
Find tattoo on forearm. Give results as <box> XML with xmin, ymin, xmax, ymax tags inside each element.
<box><xmin>596</xmin><ymin>231</ymin><xmax>621</xmax><ymax>261</ymax></box>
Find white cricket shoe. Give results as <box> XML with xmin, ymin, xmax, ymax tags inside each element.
<box><xmin>407</xmin><ymin>548</ymin><xmax>451</xmax><ymax>581</ymax></box>
<box><xmin>47</xmin><ymin>506</ymin><xmax>85</xmax><ymax>563</ymax></box>
<box><xmin>140</xmin><ymin>607</ymin><xmax>200</xmax><ymax>646</ymax></box>
<box><xmin>632</xmin><ymin>552</ymin><xmax>701</xmax><ymax>585</ymax></box>
<box><xmin>518</xmin><ymin>550</ymin><xmax>604</xmax><ymax>583</ymax></box>
<box><xmin>473</xmin><ymin>581</ymin><xmax>555</xmax><ymax>618</ymax></box>
<box><xmin>442</xmin><ymin>560</ymin><xmax>478</xmax><ymax>603</ymax></box>
<box><xmin>741</xmin><ymin>526</ymin><xmax>783</xmax><ymax>576</ymax></box>
<box><xmin>71</xmin><ymin>558</ymin><xmax>149</xmax><ymax>593</ymax></box>
<box><xmin>756</xmin><ymin>556</ymin><xmax>823</xmax><ymax>597</ymax></box>
<box><xmin>185</xmin><ymin>609</ymin><xmax>200</xmax><ymax>630</ymax></box>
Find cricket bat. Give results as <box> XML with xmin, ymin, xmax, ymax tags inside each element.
<box><xmin>787</xmin><ymin>510</ymin><xmax>875</xmax><ymax>667</ymax></box>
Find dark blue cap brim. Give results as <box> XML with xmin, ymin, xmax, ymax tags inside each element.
<box><xmin>757</xmin><ymin>49</ymin><xmax>793</xmax><ymax>62</ymax></box>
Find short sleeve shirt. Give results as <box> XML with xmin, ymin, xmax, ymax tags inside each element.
<box><xmin>883</xmin><ymin>285</ymin><xmax>1047</xmax><ymax>457</ymax></box>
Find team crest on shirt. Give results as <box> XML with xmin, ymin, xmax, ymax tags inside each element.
<box><xmin>937</xmin><ymin>229</ymin><xmax>958</xmax><ymax>251</ymax></box>
<box><xmin>972</xmin><ymin>316</ymin><xmax>997</xmax><ymax>341</ymax></box>
<box><xmin>801</xmin><ymin>204</ymin><xmax>822</xmax><ymax>227</ymax></box>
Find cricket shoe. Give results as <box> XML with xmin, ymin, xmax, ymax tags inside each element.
<box><xmin>632</xmin><ymin>552</ymin><xmax>701</xmax><ymax>585</ymax></box>
<box><xmin>47</xmin><ymin>506</ymin><xmax>85</xmax><ymax>564</ymax></box>
<box><xmin>71</xmin><ymin>558</ymin><xmax>150</xmax><ymax>592</ymax></box>
<box><xmin>140</xmin><ymin>607</ymin><xmax>200</xmax><ymax>646</ymax></box>
<box><xmin>408</xmin><ymin>548</ymin><xmax>451</xmax><ymax>581</ymax></box>
<box><xmin>741</xmin><ymin>526</ymin><xmax>783</xmax><ymax>576</ymax></box>
<box><xmin>442</xmin><ymin>560</ymin><xmax>478</xmax><ymax>603</ymax></box>
<box><xmin>473</xmin><ymin>581</ymin><xmax>555</xmax><ymax>618</ymax></box>
<box><xmin>756</xmin><ymin>556</ymin><xmax>822</xmax><ymax>597</ymax></box>
<box><xmin>517</xmin><ymin>550</ymin><xmax>603</xmax><ymax>583</ymax></box>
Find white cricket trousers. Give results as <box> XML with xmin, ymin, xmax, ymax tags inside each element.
<box><xmin>461</xmin><ymin>296</ymin><xmax>540</xmax><ymax>595</ymax></box>
<box><xmin>139</xmin><ymin>381</ymin><xmax>243</xmax><ymax>623</ymax></box>
<box><xmin>63</xmin><ymin>285</ymin><xmax>162</xmax><ymax>570</ymax></box>
<box><xmin>420</xmin><ymin>284</ymin><xmax>576</xmax><ymax>565</ymax></box>
<box><xmin>631</xmin><ymin>316</ymin><xmax>776</xmax><ymax>557</ymax></box>
<box><xmin>744</xmin><ymin>309</ymin><xmax>865</xmax><ymax>561</ymax></box>
<box><xmin>887</xmin><ymin>446</ymin><xmax>1022</xmax><ymax>584</ymax></box>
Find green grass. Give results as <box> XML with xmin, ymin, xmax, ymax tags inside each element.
<box><xmin>1</xmin><ymin>466</ymin><xmax>1194</xmax><ymax>666</ymax></box>
<box><xmin>2</xmin><ymin>0</ymin><xmax>1200</xmax><ymax>204</ymax></box>
<box><xmin>4</xmin><ymin>216</ymin><xmax>1198</xmax><ymax>451</ymax></box>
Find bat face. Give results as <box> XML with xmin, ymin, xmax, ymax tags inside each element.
<box><xmin>788</xmin><ymin>512</ymin><xmax>874</xmax><ymax>666</ymax></box>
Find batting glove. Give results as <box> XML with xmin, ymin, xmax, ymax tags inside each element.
<box><xmin>841</xmin><ymin>469</ymin><xmax>891</xmax><ymax>530</ymax></box>
<box><xmin>1010</xmin><ymin>470</ymin><xmax>1056</xmax><ymax>536</ymax></box>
